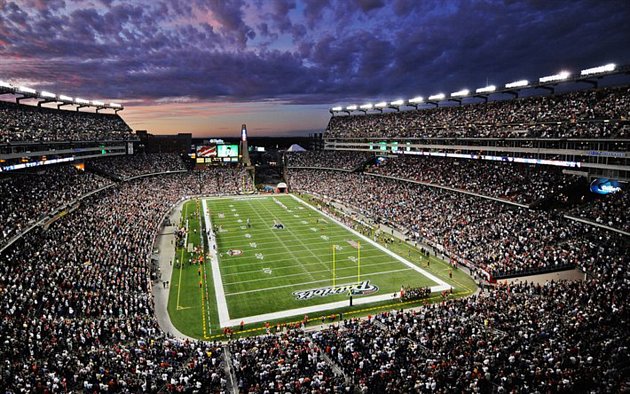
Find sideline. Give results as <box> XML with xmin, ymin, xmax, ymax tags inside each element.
<box><xmin>202</xmin><ymin>199</ymin><xmax>231</xmax><ymax>327</ymax></box>
<box><xmin>216</xmin><ymin>194</ymin><xmax>450</xmax><ymax>327</ymax></box>
<box><xmin>151</xmin><ymin>199</ymin><xmax>198</xmax><ymax>341</ymax></box>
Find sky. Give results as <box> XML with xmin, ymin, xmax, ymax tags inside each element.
<box><xmin>0</xmin><ymin>0</ymin><xmax>629</xmax><ymax>137</ymax></box>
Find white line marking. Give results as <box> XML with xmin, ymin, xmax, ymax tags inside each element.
<box><xmin>225</xmin><ymin>268</ymin><xmax>414</xmax><ymax>295</ymax></box>
<box><xmin>202</xmin><ymin>199</ymin><xmax>231</xmax><ymax>325</ymax></box>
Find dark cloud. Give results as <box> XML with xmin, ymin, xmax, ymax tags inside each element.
<box><xmin>0</xmin><ymin>0</ymin><xmax>628</xmax><ymax>108</ymax></box>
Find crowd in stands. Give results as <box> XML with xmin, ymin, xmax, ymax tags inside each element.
<box><xmin>311</xmin><ymin>271</ymin><xmax>628</xmax><ymax>392</ymax></box>
<box><xmin>229</xmin><ymin>330</ymin><xmax>346</xmax><ymax>393</ymax></box>
<box><xmin>0</xmin><ymin>166</ymin><xmax>112</xmax><ymax>246</ymax></box>
<box><xmin>366</xmin><ymin>155</ymin><xmax>578</xmax><ymax>204</ymax></box>
<box><xmin>287</xmin><ymin>169</ymin><xmax>627</xmax><ymax>278</ymax></box>
<box><xmin>570</xmin><ymin>190</ymin><xmax>630</xmax><ymax>233</ymax></box>
<box><xmin>399</xmin><ymin>286</ymin><xmax>431</xmax><ymax>302</ymax></box>
<box><xmin>89</xmin><ymin>153</ymin><xmax>187</xmax><ymax>180</ymax></box>
<box><xmin>0</xmin><ymin>153</ymin><xmax>627</xmax><ymax>392</ymax></box>
<box><xmin>193</xmin><ymin>166</ymin><xmax>255</xmax><ymax>195</ymax></box>
<box><xmin>286</xmin><ymin>150</ymin><xmax>371</xmax><ymax>171</ymax></box>
<box><xmin>326</xmin><ymin>86</ymin><xmax>630</xmax><ymax>139</ymax></box>
<box><xmin>0</xmin><ymin>174</ymin><xmax>237</xmax><ymax>392</ymax></box>
<box><xmin>0</xmin><ymin>100</ymin><xmax>133</xmax><ymax>143</ymax></box>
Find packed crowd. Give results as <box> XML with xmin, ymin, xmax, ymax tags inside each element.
<box><xmin>311</xmin><ymin>270</ymin><xmax>629</xmax><ymax>392</ymax></box>
<box><xmin>0</xmin><ymin>174</ymin><xmax>243</xmax><ymax>392</ymax></box>
<box><xmin>0</xmin><ymin>160</ymin><xmax>627</xmax><ymax>392</ymax></box>
<box><xmin>88</xmin><ymin>153</ymin><xmax>187</xmax><ymax>180</ymax></box>
<box><xmin>0</xmin><ymin>100</ymin><xmax>134</xmax><ymax>143</ymax></box>
<box><xmin>229</xmin><ymin>330</ymin><xmax>347</xmax><ymax>393</ymax></box>
<box><xmin>192</xmin><ymin>166</ymin><xmax>255</xmax><ymax>195</ymax></box>
<box><xmin>399</xmin><ymin>286</ymin><xmax>431</xmax><ymax>301</ymax></box>
<box><xmin>366</xmin><ymin>155</ymin><xmax>578</xmax><ymax>204</ymax></box>
<box><xmin>570</xmin><ymin>190</ymin><xmax>630</xmax><ymax>233</ymax></box>
<box><xmin>0</xmin><ymin>166</ymin><xmax>112</xmax><ymax>247</ymax></box>
<box><xmin>326</xmin><ymin>86</ymin><xmax>630</xmax><ymax>139</ymax></box>
<box><xmin>286</xmin><ymin>151</ymin><xmax>371</xmax><ymax>170</ymax></box>
<box><xmin>287</xmin><ymin>169</ymin><xmax>626</xmax><ymax>278</ymax></box>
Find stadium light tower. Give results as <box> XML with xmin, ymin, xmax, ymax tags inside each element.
<box><xmin>388</xmin><ymin>99</ymin><xmax>405</xmax><ymax>111</ymax></box>
<box><xmin>580</xmin><ymin>64</ymin><xmax>616</xmax><ymax>88</ymax></box>
<box><xmin>503</xmin><ymin>80</ymin><xmax>529</xmax><ymax>98</ymax></box>
<box><xmin>57</xmin><ymin>95</ymin><xmax>74</xmax><ymax>109</ymax></box>
<box><xmin>473</xmin><ymin>85</ymin><xmax>495</xmax><ymax>102</ymax></box>
<box><xmin>329</xmin><ymin>106</ymin><xmax>343</xmax><ymax>115</ymax></box>
<box><xmin>449</xmin><ymin>89</ymin><xmax>469</xmax><ymax>105</ymax></box>
<box><xmin>408</xmin><ymin>96</ymin><xmax>423</xmax><ymax>109</ymax></box>
<box><xmin>37</xmin><ymin>90</ymin><xmax>58</xmax><ymax>107</ymax></box>
<box><xmin>359</xmin><ymin>103</ymin><xmax>373</xmax><ymax>114</ymax></box>
<box><xmin>427</xmin><ymin>93</ymin><xmax>445</xmax><ymax>107</ymax></box>
<box><xmin>373</xmin><ymin>101</ymin><xmax>387</xmax><ymax>112</ymax></box>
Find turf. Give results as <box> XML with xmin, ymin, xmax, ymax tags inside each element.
<box><xmin>168</xmin><ymin>194</ymin><xmax>476</xmax><ymax>339</ymax></box>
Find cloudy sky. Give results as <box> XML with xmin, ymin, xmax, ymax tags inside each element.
<box><xmin>0</xmin><ymin>0</ymin><xmax>628</xmax><ymax>137</ymax></box>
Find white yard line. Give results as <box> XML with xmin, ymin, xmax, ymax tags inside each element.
<box><xmin>202</xmin><ymin>199</ymin><xmax>231</xmax><ymax>326</ymax></box>
<box><xmin>205</xmin><ymin>194</ymin><xmax>450</xmax><ymax>328</ymax></box>
<box><xmin>221</xmin><ymin>254</ymin><xmax>392</xmax><ymax>275</ymax></box>
<box><xmin>223</xmin><ymin>259</ymin><xmax>406</xmax><ymax>285</ymax></box>
<box><xmin>290</xmin><ymin>194</ymin><xmax>451</xmax><ymax>289</ymax></box>
<box><xmin>245</xmin><ymin>199</ymin><xmax>318</xmax><ymax>283</ymax></box>
<box><xmin>223</xmin><ymin>281</ymin><xmax>450</xmax><ymax>327</ymax></box>
<box><xmin>225</xmin><ymin>268</ymin><xmax>414</xmax><ymax>296</ymax></box>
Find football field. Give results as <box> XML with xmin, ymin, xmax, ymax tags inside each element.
<box><xmin>168</xmin><ymin>194</ymin><xmax>451</xmax><ymax>339</ymax></box>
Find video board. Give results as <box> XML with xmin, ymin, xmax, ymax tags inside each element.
<box><xmin>218</xmin><ymin>144</ymin><xmax>238</xmax><ymax>157</ymax></box>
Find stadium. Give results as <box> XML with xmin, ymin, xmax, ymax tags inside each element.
<box><xmin>1</xmin><ymin>1</ymin><xmax>629</xmax><ymax>393</ymax></box>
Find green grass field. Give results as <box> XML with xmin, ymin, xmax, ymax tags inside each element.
<box><xmin>168</xmin><ymin>194</ymin><xmax>476</xmax><ymax>339</ymax></box>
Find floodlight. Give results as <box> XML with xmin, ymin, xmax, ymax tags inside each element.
<box><xmin>428</xmin><ymin>93</ymin><xmax>445</xmax><ymax>101</ymax></box>
<box><xmin>59</xmin><ymin>95</ymin><xmax>73</xmax><ymax>101</ymax></box>
<box><xmin>40</xmin><ymin>91</ymin><xmax>56</xmax><ymax>98</ymax></box>
<box><xmin>451</xmin><ymin>89</ymin><xmax>469</xmax><ymax>97</ymax></box>
<box><xmin>390</xmin><ymin>99</ymin><xmax>405</xmax><ymax>106</ymax></box>
<box><xmin>409</xmin><ymin>96</ymin><xmax>423</xmax><ymax>104</ymax></box>
<box><xmin>475</xmin><ymin>85</ymin><xmax>496</xmax><ymax>94</ymax></box>
<box><xmin>75</xmin><ymin>97</ymin><xmax>89</xmax><ymax>104</ymax></box>
<box><xmin>346</xmin><ymin>105</ymin><xmax>357</xmax><ymax>110</ymax></box>
<box><xmin>92</xmin><ymin>100</ymin><xmax>105</xmax><ymax>106</ymax></box>
<box><xmin>360</xmin><ymin>103</ymin><xmax>373</xmax><ymax>109</ymax></box>
<box><xmin>505</xmin><ymin>80</ymin><xmax>529</xmax><ymax>88</ymax></box>
<box><xmin>374</xmin><ymin>102</ymin><xmax>387</xmax><ymax>108</ymax></box>
<box><xmin>331</xmin><ymin>106</ymin><xmax>343</xmax><ymax>111</ymax></box>
<box><xmin>17</xmin><ymin>86</ymin><xmax>36</xmax><ymax>94</ymax></box>
<box><xmin>539</xmin><ymin>71</ymin><xmax>570</xmax><ymax>83</ymax></box>
<box><xmin>581</xmin><ymin>63</ymin><xmax>616</xmax><ymax>76</ymax></box>
<box><xmin>0</xmin><ymin>80</ymin><xmax>12</xmax><ymax>88</ymax></box>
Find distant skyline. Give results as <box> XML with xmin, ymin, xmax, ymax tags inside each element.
<box><xmin>1</xmin><ymin>0</ymin><xmax>629</xmax><ymax>137</ymax></box>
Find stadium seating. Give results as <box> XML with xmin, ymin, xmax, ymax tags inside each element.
<box><xmin>0</xmin><ymin>160</ymin><xmax>627</xmax><ymax>392</ymax></box>
<box><xmin>569</xmin><ymin>191</ymin><xmax>630</xmax><ymax>233</ymax></box>
<box><xmin>0</xmin><ymin>100</ymin><xmax>133</xmax><ymax>143</ymax></box>
<box><xmin>366</xmin><ymin>155</ymin><xmax>579</xmax><ymax>205</ymax></box>
<box><xmin>325</xmin><ymin>86</ymin><xmax>630</xmax><ymax>139</ymax></box>
<box><xmin>286</xmin><ymin>169</ymin><xmax>626</xmax><ymax>278</ymax></box>
<box><xmin>0</xmin><ymin>173</ymin><xmax>246</xmax><ymax>392</ymax></box>
<box><xmin>286</xmin><ymin>150</ymin><xmax>371</xmax><ymax>171</ymax></box>
<box><xmin>88</xmin><ymin>153</ymin><xmax>188</xmax><ymax>180</ymax></box>
<box><xmin>0</xmin><ymin>166</ymin><xmax>113</xmax><ymax>247</ymax></box>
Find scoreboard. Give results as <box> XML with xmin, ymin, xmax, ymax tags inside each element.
<box><xmin>195</xmin><ymin>144</ymin><xmax>239</xmax><ymax>163</ymax></box>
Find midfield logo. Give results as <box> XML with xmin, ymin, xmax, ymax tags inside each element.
<box><xmin>292</xmin><ymin>280</ymin><xmax>379</xmax><ymax>300</ymax></box>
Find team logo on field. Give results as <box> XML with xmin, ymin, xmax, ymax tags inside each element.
<box><xmin>292</xmin><ymin>280</ymin><xmax>379</xmax><ymax>300</ymax></box>
<box><xmin>226</xmin><ymin>249</ymin><xmax>243</xmax><ymax>256</ymax></box>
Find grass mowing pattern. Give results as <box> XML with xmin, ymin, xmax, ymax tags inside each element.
<box><xmin>168</xmin><ymin>194</ymin><xmax>477</xmax><ymax>339</ymax></box>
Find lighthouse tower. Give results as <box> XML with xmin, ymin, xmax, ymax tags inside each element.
<box><xmin>240</xmin><ymin>124</ymin><xmax>252</xmax><ymax>167</ymax></box>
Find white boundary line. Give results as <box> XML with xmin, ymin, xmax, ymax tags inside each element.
<box><xmin>206</xmin><ymin>194</ymin><xmax>450</xmax><ymax>328</ymax></box>
<box><xmin>291</xmin><ymin>194</ymin><xmax>450</xmax><ymax>288</ymax></box>
<box><xmin>202</xmin><ymin>199</ymin><xmax>231</xmax><ymax>326</ymax></box>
